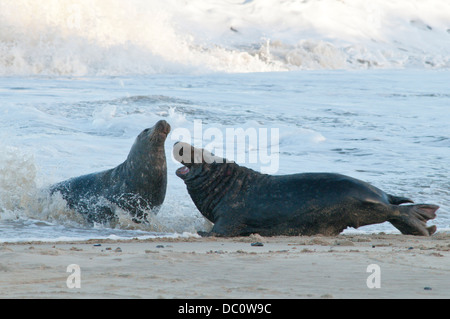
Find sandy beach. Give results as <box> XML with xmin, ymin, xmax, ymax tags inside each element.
<box><xmin>0</xmin><ymin>233</ymin><xmax>449</xmax><ymax>299</ymax></box>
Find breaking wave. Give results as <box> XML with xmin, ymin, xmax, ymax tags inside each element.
<box><xmin>1</xmin><ymin>0</ymin><xmax>450</xmax><ymax>76</ymax></box>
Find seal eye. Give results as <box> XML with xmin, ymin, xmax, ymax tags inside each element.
<box><xmin>139</xmin><ymin>128</ymin><xmax>150</xmax><ymax>138</ymax></box>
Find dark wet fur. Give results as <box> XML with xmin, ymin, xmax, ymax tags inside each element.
<box><xmin>175</xmin><ymin>143</ymin><xmax>439</xmax><ymax>237</ymax></box>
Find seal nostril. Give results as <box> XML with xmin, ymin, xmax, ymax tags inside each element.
<box><xmin>155</xmin><ymin>120</ymin><xmax>171</xmax><ymax>135</ymax></box>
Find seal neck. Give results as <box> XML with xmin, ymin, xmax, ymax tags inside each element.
<box><xmin>118</xmin><ymin>140</ymin><xmax>167</xmax><ymax>206</ymax></box>
<box><xmin>183</xmin><ymin>162</ymin><xmax>260</xmax><ymax>223</ymax></box>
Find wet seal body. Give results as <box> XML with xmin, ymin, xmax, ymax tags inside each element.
<box><xmin>51</xmin><ymin>120</ymin><xmax>170</xmax><ymax>225</ymax></box>
<box><xmin>174</xmin><ymin>142</ymin><xmax>439</xmax><ymax>237</ymax></box>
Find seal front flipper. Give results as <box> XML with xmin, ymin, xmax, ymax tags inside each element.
<box><xmin>389</xmin><ymin>204</ymin><xmax>439</xmax><ymax>236</ymax></box>
<box><xmin>197</xmin><ymin>224</ymin><xmax>231</xmax><ymax>237</ymax></box>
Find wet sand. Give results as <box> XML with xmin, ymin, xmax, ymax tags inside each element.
<box><xmin>1</xmin><ymin>233</ymin><xmax>449</xmax><ymax>299</ymax></box>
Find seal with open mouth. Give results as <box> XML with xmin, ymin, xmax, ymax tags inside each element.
<box><xmin>50</xmin><ymin>120</ymin><xmax>170</xmax><ymax>225</ymax></box>
<box><xmin>174</xmin><ymin>142</ymin><xmax>438</xmax><ymax>237</ymax></box>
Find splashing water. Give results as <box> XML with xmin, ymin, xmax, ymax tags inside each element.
<box><xmin>1</xmin><ymin>0</ymin><xmax>450</xmax><ymax>76</ymax></box>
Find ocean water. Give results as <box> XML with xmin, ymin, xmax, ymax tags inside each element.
<box><xmin>0</xmin><ymin>0</ymin><xmax>449</xmax><ymax>242</ymax></box>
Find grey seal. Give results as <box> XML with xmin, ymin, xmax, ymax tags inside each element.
<box><xmin>174</xmin><ymin>142</ymin><xmax>439</xmax><ymax>237</ymax></box>
<box><xmin>51</xmin><ymin>120</ymin><xmax>170</xmax><ymax>225</ymax></box>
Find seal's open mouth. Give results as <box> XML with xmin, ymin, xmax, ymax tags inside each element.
<box><xmin>177</xmin><ymin>166</ymin><xmax>190</xmax><ymax>175</ymax></box>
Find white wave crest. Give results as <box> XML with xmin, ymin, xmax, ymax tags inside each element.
<box><xmin>1</xmin><ymin>0</ymin><xmax>450</xmax><ymax>74</ymax></box>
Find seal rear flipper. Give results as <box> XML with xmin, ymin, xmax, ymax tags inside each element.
<box><xmin>388</xmin><ymin>194</ymin><xmax>414</xmax><ymax>205</ymax></box>
<box><xmin>389</xmin><ymin>204</ymin><xmax>439</xmax><ymax>236</ymax></box>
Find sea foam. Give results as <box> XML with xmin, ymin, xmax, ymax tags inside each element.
<box><xmin>1</xmin><ymin>0</ymin><xmax>450</xmax><ymax>76</ymax></box>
